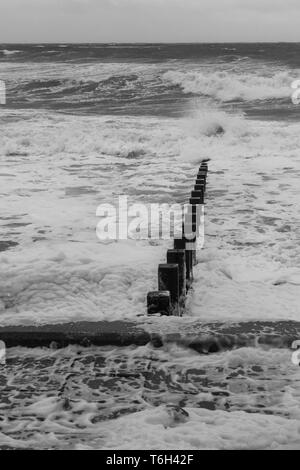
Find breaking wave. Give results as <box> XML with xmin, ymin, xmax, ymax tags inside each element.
<box><xmin>163</xmin><ymin>69</ymin><xmax>297</xmax><ymax>102</ymax></box>
<box><xmin>1</xmin><ymin>49</ymin><xmax>20</xmax><ymax>56</ymax></box>
<box><xmin>19</xmin><ymin>75</ymin><xmax>139</xmax><ymax>93</ymax></box>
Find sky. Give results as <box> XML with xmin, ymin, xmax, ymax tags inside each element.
<box><xmin>0</xmin><ymin>0</ymin><xmax>300</xmax><ymax>43</ymax></box>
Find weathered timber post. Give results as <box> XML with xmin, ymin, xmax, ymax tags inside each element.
<box><xmin>188</xmin><ymin>197</ymin><xmax>202</xmax><ymax>265</ymax></box>
<box><xmin>146</xmin><ymin>161</ymin><xmax>208</xmax><ymax>316</ymax></box>
<box><xmin>189</xmin><ymin>196</ymin><xmax>202</xmax><ymax>205</ymax></box>
<box><xmin>196</xmin><ymin>177</ymin><xmax>206</xmax><ymax>190</ymax></box>
<box><xmin>186</xmin><ymin>206</ymin><xmax>197</xmax><ymax>229</ymax></box>
<box><xmin>167</xmin><ymin>249</ymin><xmax>186</xmax><ymax>311</ymax></box>
<box><xmin>184</xmin><ymin>226</ymin><xmax>197</xmax><ymax>266</ymax></box>
<box><xmin>197</xmin><ymin>176</ymin><xmax>206</xmax><ymax>187</ymax></box>
<box><xmin>174</xmin><ymin>238</ymin><xmax>193</xmax><ymax>290</ymax></box>
<box><xmin>147</xmin><ymin>291</ymin><xmax>171</xmax><ymax>316</ymax></box>
<box><xmin>191</xmin><ymin>190</ymin><xmax>204</xmax><ymax>203</ymax></box>
<box><xmin>158</xmin><ymin>264</ymin><xmax>180</xmax><ymax>316</ymax></box>
<box><xmin>200</xmin><ymin>167</ymin><xmax>208</xmax><ymax>176</ymax></box>
<box><xmin>196</xmin><ymin>176</ymin><xmax>206</xmax><ymax>184</ymax></box>
<box><xmin>174</xmin><ymin>238</ymin><xmax>185</xmax><ymax>250</ymax></box>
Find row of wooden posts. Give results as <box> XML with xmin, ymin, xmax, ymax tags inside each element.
<box><xmin>147</xmin><ymin>161</ymin><xmax>208</xmax><ymax>316</ymax></box>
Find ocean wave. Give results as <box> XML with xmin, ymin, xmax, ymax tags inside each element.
<box><xmin>1</xmin><ymin>49</ymin><xmax>21</xmax><ymax>56</ymax></box>
<box><xmin>22</xmin><ymin>79</ymin><xmax>63</xmax><ymax>91</ymax></box>
<box><xmin>18</xmin><ymin>74</ymin><xmax>140</xmax><ymax>96</ymax></box>
<box><xmin>163</xmin><ymin>69</ymin><xmax>296</xmax><ymax>102</ymax></box>
<box><xmin>0</xmin><ymin>110</ymin><xmax>299</xmax><ymax>325</ymax></box>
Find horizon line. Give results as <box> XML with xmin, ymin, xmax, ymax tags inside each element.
<box><xmin>1</xmin><ymin>40</ymin><xmax>300</xmax><ymax>45</ymax></box>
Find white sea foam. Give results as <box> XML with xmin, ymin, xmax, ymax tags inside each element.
<box><xmin>0</xmin><ymin>240</ymin><xmax>167</xmax><ymax>325</ymax></box>
<box><xmin>2</xmin><ymin>49</ymin><xmax>20</xmax><ymax>56</ymax></box>
<box><xmin>0</xmin><ymin>107</ymin><xmax>299</xmax><ymax>325</ymax></box>
<box><xmin>100</xmin><ymin>406</ymin><xmax>300</xmax><ymax>450</ymax></box>
<box><xmin>1</xmin><ymin>345</ymin><xmax>299</xmax><ymax>449</ymax></box>
<box><xmin>163</xmin><ymin>69</ymin><xmax>297</xmax><ymax>102</ymax></box>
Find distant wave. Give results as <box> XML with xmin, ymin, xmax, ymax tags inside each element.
<box><xmin>19</xmin><ymin>74</ymin><xmax>140</xmax><ymax>96</ymax></box>
<box><xmin>2</xmin><ymin>49</ymin><xmax>21</xmax><ymax>56</ymax></box>
<box><xmin>163</xmin><ymin>69</ymin><xmax>295</xmax><ymax>102</ymax></box>
<box><xmin>22</xmin><ymin>79</ymin><xmax>63</xmax><ymax>91</ymax></box>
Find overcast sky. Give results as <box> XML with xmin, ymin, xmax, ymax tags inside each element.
<box><xmin>0</xmin><ymin>0</ymin><xmax>300</xmax><ymax>43</ymax></box>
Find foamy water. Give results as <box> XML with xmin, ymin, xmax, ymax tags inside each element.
<box><xmin>0</xmin><ymin>108</ymin><xmax>299</xmax><ymax>325</ymax></box>
<box><xmin>0</xmin><ymin>44</ymin><xmax>299</xmax><ymax>449</ymax></box>
<box><xmin>1</xmin><ymin>344</ymin><xmax>300</xmax><ymax>449</ymax></box>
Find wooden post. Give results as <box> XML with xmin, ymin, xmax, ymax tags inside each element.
<box><xmin>194</xmin><ymin>185</ymin><xmax>205</xmax><ymax>200</ymax></box>
<box><xmin>185</xmin><ymin>216</ymin><xmax>197</xmax><ymax>238</ymax></box>
<box><xmin>187</xmin><ymin>202</ymin><xmax>197</xmax><ymax>218</ymax></box>
<box><xmin>184</xmin><ymin>227</ymin><xmax>197</xmax><ymax>266</ymax></box>
<box><xmin>191</xmin><ymin>190</ymin><xmax>204</xmax><ymax>203</ymax></box>
<box><xmin>147</xmin><ymin>291</ymin><xmax>171</xmax><ymax>316</ymax></box>
<box><xmin>196</xmin><ymin>175</ymin><xmax>206</xmax><ymax>182</ymax></box>
<box><xmin>197</xmin><ymin>177</ymin><xmax>206</xmax><ymax>184</ymax></box>
<box><xmin>186</xmin><ymin>200</ymin><xmax>200</xmax><ymax>266</ymax></box>
<box><xmin>167</xmin><ymin>249</ymin><xmax>186</xmax><ymax>300</ymax></box>
<box><xmin>174</xmin><ymin>238</ymin><xmax>185</xmax><ymax>250</ymax></box>
<box><xmin>189</xmin><ymin>197</ymin><xmax>201</xmax><ymax>205</ymax></box>
<box><xmin>146</xmin><ymin>162</ymin><xmax>208</xmax><ymax>317</ymax></box>
<box><xmin>196</xmin><ymin>175</ymin><xmax>206</xmax><ymax>183</ymax></box>
<box><xmin>174</xmin><ymin>238</ymin><xmax>193</xmax><ymax>288</ymax></box>
<box><xmin>191</xmin><ymin>190</ymin><xmax>202</xmax><ymax>198</ymax></box>
<box><xmin>186</xmin><ymin>205</ymin><xmax>201</xmax><ymax>234</ymax></box>
<box><xmin>158</xmin><ymin>264</ymin><xmax>179</xmax><ymax>315</ymax></box>
<box><xmin>183</xmin><ymin>211</ymin><xmax>197</xmax><ymax>266</ymax></box>
<box><xmin>196</xmin><ymin>180</ymin><xmax>206</xmax><ymax>192</ymax></box>
<box><xmin>185</xmin><ymin>247</ymin><xmax>193</xmax><ymax>288</ymax></box>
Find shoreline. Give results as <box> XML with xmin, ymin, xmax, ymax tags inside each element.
<box><xmin>0</xmin><ymin>319</ymin><xmax>299</xmax><ymax>350</ymax></box>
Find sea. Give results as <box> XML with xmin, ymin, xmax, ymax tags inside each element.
<box><xmin>0</xmin><ymin>43</ymin><xmax>299</xmax><ymax>449</ymax></box>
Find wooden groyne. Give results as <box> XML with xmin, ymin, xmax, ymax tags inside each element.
<box><xmin>147</xmin><ymin>161</ymin><xmax>208</xmax><ymax>316</ymax></box>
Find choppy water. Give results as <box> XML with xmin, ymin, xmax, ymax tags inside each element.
<box><xmin>1</xmin><ymin>344</ymin><xmax>300</xmax><ymax>450</ymax></box>
<box><xmin>0</xmin><ymin>43</ymin><xmax>300</xmax><ymax>449</ymax></box>
<box><xmin>1</xmin><ymin>43</ymin><xmax>300</xmax><ymax>118</ymax></box>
